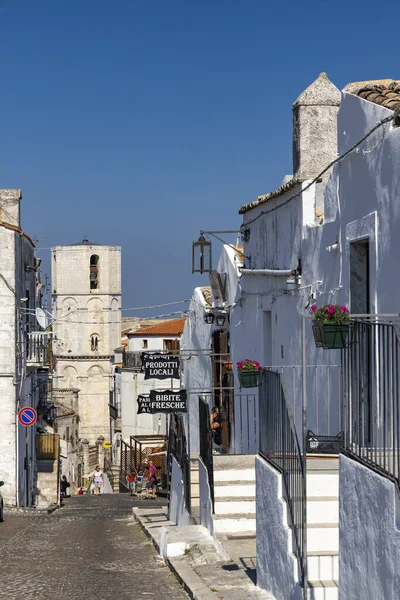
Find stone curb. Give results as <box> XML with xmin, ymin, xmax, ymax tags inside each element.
<box><xmin>132</xmin><ymin>507</ymin><xmax>219</xmax><ymax>600</ymax></box>
<box><xmin>4</xmin><ymin>503</ymin><xmax>60</xmax><ymax>516</ymax></box>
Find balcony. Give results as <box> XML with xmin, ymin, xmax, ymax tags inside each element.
<box><xmin>27</xmin><ymin>333</ymin><xmax>49</xmax><ymax>366</ymax></box>
<box><xmin>123</xmin><ymin>351</ymin><xmax>142</xmax><ymax>369</ymax></box>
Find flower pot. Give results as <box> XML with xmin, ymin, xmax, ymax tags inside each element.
<box><xmin>238</xmin><ymin>369</ymin><xmax>260</xmax><ymax>388</ymax></box>
<box><xmin>312</xmin><ymin>322</ymin><xmax>349</xmax><ymax>349</ymax></box>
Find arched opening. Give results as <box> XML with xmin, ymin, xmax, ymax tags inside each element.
<box><xmin>90</xmin><ymin>254</ymin><xmax>99</xmax><ymax>290</ymax></box>
<box><xmin>90</xmin><ymin>334</ymin><xmax>100</xmax><ymax>352</ymax></box>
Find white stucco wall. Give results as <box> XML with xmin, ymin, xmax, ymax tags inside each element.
<box><xmin>128</xmin><ymin>334</ymin><xmax>181</xmax><ymax>352</ymax></box>
<box><xmin>180</xmin><ymin>287</ymin><xmax>212</xmax><ymax>455</ymax></box>
<box><xmin>0</xmin><ymin>191</ymin><xmax>41</xmax><ymax>506</ymax></box>
<box><xmin>120</xmin><ymin>370</ymin><xmax>169</xmax><ymax>440</ymax></box>
<box><xmin>199</xmin><ymin>458</ymin><xmax>214</xmax><ymax>536</ymax></box>
<box><xmin>340</xmin><ymin>455</ymin><xmax>400</xmax><ymax>600</ymax></box>
<box><xmin>256</xmin><ymin>456</ymin><xmax>302</xmax><ymax>600</ymax></box>
<box><xmin>168</xmin><ymin>456</ymin><xmax>191</xmax><ymax>526</ymax></box>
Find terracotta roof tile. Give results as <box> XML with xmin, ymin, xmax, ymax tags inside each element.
<box><xmin>127</xmin><ymin>317</ymin><xmax>186</xmax><ymax>337</ymax></box>
<box><xmin>345</xmin><ymin>80</ymin><xmax>400</xmax><ymax>116</ymax></box>
<box><xmin>239</xmin><ymin>178</ymin><xmax>300</xmax><ymax>215</ymax></box>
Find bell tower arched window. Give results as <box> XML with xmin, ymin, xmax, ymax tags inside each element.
<box><xmin>90</xmin><ymin>334</ymin><xmax>99</xmax><ymax>352</ymax></box>
<box><xmin>90</xmin><ymin>255</ymin><xmax>99</xmax><ymax>290</ymax></box>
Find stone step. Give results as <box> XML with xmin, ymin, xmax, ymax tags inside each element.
<box><xmin>307</xmin><ymin>500</ymin><xmax>338</xmax><ymax>525</ymax></box>
<box><xmin>308</xmin><ymin>553</ymin><xmax>338</xmax><ymax>582</ymax></box>
<box><xmin>307</xmin><ymin>580</ymin><xmax>338</xmax><ymax>600</ymax></box>
<box><xmin>213</xmin><ymin>515</ymin><xmax>256</xmax><ymax>533</ymax></box>
<box><xmin>214</xmin><ymin>483</ymin><xmax>256</xmax><ymax>498</ymax></box>
<box><xmin>213</xmin><ymin>468</ymin><xmax>255</xmax><ymax>483</ymax></box>
<box><xmin>307</xmin><ymin>525</ymin><xmax>339</xmax><ymax>554</ymax></box>
<box><xmin>307</xmin><ymin>473</ymin><xmax>338</xmax><ymax>499</ymax></box>
<box><xmin>213</xmin><ymin>455</ymin><xmax>256</xmax><ymax>470</ymax></box>
<box><xmin>214</xmin><ymin>499</ymin><xmax>256</xmax><ymax>515</ymax></box>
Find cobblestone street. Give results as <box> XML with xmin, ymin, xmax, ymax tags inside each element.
<box><xmin>0</xmin><ymin>495</ymin><xmax>188</xmax><ymax>600</ymax></box>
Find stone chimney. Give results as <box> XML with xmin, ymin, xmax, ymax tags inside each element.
<box><xmin>293</xmin><ymin>73</ymin><xmax>341</xmax><ymax>182</ymax></box>
<box><xmin>0</xmin><ymin>189</ymin><xmax>22</xmax><ymax>228</ymax></box>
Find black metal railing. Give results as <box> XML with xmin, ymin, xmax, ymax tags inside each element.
<box><xmin>168</xmin><ymin>413</ymin><xmax>191</xmax><ymax>512</ymax></box>
<box><xmin>259</xmin><ymin>368</ymin><xmax>306</xmax><ymax>589</ymax></box>
<box><xmin>199</xmin><ymin>397</ymin><xmax>214</xmax><ymax>512</ymax></box>
<box><xmin>341</xmin><ymin>319</ymin><xmax>400</xmax><ymax>490</ymax></box>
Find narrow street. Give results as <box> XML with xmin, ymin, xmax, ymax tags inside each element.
<box><xmin>0</xmin><ymin>495</ymin><xmax>188</xmax><ymax>600</ymax></box>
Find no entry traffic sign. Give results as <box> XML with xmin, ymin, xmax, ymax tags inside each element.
<box><xmin>18</xmin><ymin>407</ymin><xmax>37</xmax><ymax>427</ymax></box>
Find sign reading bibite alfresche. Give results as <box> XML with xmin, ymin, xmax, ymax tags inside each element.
<box><xmin>137</xmin><ymin>390</ymin><xmax>187</xmax><ymax>414</ymax></box>
<box><xmin>141</xmin><ymin>353</ymin><xmax>180</xmax><ymax>380</ymax></box>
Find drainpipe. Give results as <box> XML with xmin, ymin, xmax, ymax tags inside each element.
<box><xmin>240</xmin><ymin>268</ymin><xmax>296</xmax><ymax>276</ymax></box>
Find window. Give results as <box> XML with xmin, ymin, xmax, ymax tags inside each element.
<box><xmin>90</xmin><ymin>334</ymin><xmax>99</xmax><ymax>352</ymax></box>
<box><xmin>90</xmin><ymin>255</ymin><xmax>99</xmax><ymax>290</ymax></box>
<box><xmin>142</xmin><ymin>339</ymin><xmax>148</xmax><ymax>349</ymax></box>
<box><xmin>163</xmin><ymin>339</ymin><xmax>180</xmax><ymax>354</ymax></box>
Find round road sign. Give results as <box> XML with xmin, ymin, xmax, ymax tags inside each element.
<box><xmin>103</xmin><ymin>441</ymin><xmax>112</xmax><ymax>449</ymax></box>
<box><xmin>18</xmin><ymin>407</ymin><xmax>38</xmax><ymax>427</ymax></box>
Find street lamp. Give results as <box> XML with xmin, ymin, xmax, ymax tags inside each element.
<box><xmin>192</xmin><ymin>235</ymin><xmax>212</xmax><ymax>274</ymax></box>
<box><xmin>215</xmin><ymin>312</ymin><xmax>227</xmax><ymax>327</ymax></box>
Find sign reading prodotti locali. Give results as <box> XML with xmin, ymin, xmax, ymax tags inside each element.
<box><xmin>141</xmin><ymin>353</ymin><xmax>180</xmax><ymax>380</ymax></box>
<box><xmin>137</xmin><ymin>390</ymin><xmax>187</xmax><ymax>414</ymax></box>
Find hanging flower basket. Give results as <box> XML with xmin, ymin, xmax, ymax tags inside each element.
<box><xmin>310</xmin><ymin>304</ymin><xmax>350</xmax><ymax>349</ymax></box>
<box><xmin>312</xmin><ymin>322</ymin><xmax>349</xmax><ymax>349</ymax></box>
<box><xmin>237</xmin><ymin>359</ymin><xmax>261</xmax><ymax>388</ymax></box>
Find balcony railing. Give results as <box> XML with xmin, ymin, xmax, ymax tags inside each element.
<box><xmin>27</xmin><ymin>333</ymin><xmax>49</xmax><ymax>366</ymax></box>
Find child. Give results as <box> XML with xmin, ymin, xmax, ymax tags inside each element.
<box><xmin>136</xmin><ymin>465</ymin><xmax>144</xmax><ymax>500</ymax></box>
<box><xmin>126</xmin><ymin>467</ymin><xmax>137</xmax><ymax>496</ymax></box>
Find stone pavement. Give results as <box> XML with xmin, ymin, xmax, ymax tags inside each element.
<box><xmin>0</xmin><ymin>494</ymin><xmax>188</xmax><ymax>600</ymax></box>
<box><xmin>134</xmin><ymin>506</ymin><xmax>274</xmax><ymax>600</ymax></box>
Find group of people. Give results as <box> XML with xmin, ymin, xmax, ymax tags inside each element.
<box><xmin>126</xmin><ymin>459</ymin><xmax>157</xmax><ymax>499</ymax></box>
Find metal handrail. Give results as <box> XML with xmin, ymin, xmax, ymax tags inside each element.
<box><xmin>341</xmin><ymin>319</ymin><xmax>400</xmax><ymax>493</ymax></box>
<box><xmin>168</xmin><ymin>413</ymin><xmax>191</xmax><ymax>513</ymax></box>
<box><xmin>259</xmin><ymin>368</ymin><xmax>306</xmax><ymax>589</ymax></box>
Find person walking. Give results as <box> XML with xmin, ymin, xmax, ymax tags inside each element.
<box><xmin>145</xmin><ymin>460</ymin><xmax>157</xmax><ymax>499</ymax></box>
<box><xmin>91</xmin><ymin>465</ymin><xmax>104</xmax><ymax>495</ymax></box>
<box><xmin>60</xmin><ymin>475</ymin><xmax>69</xmax><ymax>499</ymax></box>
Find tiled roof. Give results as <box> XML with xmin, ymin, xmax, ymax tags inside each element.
<box><xmin>127</xmin><ymin>317</ymin><xmax>186</xmax><ymax>337</ymax></box>
<box><xmin>239</xmin><ymin>178</ymin><xmax>300</xmax><ymax>215</ymax></box>
<box><xmin>345</xmin><ymin>80</ymin><xmax>400</xmax><ymax>112</ymax></box>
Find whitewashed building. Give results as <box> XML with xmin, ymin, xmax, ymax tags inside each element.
<box><xmin>118</xmin><ymin>317</ymin><xmax>186</xmax><ymax>441</ymax></box>
<box><xmin>0</xmin><ymin>189</ymin><xmax>49</xmax><ymax>507</ymax></box>
<box><xmin>51</xmin><ymin>239</ymin><xmax>121</xmax><ymax>444</ymax></box>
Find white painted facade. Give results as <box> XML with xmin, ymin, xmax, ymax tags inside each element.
<box><xmin>51</xmin><ymin>241</ymin><xmax>121</xmax><ymax>443</ymax></box>
<box><xmin>119</xmin><ymin>326</ymin><xmax>184</xmax><ymax>441</ymax></box>
<box><xmin>0</xmin><ymin>190</ymin><xmax>46</xmax><ymax>506</ymax></box>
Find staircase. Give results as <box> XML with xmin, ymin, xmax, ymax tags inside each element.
<box><xmin>306</xmin><ymin>456</ymin><xmax>339</xmax><ymax>600</ymax></box>
<box><xmin>212</xmin><ymin>455</ymin><xmax>256</xmax><ymax>534</ymax></box>
<box><xmin>108</xmin><ymin>464</ymin><xmax>121</xmax><ymax>493</ymax></box>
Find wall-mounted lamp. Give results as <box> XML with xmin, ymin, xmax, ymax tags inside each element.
<box><xmin>204</xmin><ymin>311</ymin><xmax>215</xmax><ymax>325</ymax></box>
<box><xmin>203</xmin><ymin>309</ymin><xmax>228</xmax><ymax>327</ymax></box>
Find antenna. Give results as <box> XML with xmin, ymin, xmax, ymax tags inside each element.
<box><xmin>35</xmin><ymin>307</ymin><xmax>49</xmax><ymax>330</ymax></box>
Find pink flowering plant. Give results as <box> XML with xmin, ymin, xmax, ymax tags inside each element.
<box><xmin>310</xmin><ymin>304</ymin><xmax>350</xmax><ymax>325</ymax></box>
<box><xmin>237</xmin><ymin>359</ymin><xmax>261</xmax><ymax>371</ymax></box>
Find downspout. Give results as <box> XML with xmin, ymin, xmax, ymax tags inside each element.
<box><xmin>240</xmin><ymin>268</ymin><xmax>296</xmax><ymax>276</ymax></box>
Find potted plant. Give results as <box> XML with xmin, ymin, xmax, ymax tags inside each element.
<box><xmin>237</xmin><ymin>359</ymin><xmax>261</xmax><ymax>388</ymax></box>
<box><xmin>311</xmin><ymin>304</ymin><xmax>350</xmax><ymax>349</ymax></box>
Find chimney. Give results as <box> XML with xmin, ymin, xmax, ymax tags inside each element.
<box><xmin>293</xmin><ymin>73</ymin><xmax>341</xmax><ymax>182</ymax></box>
<box><xmin>0</xmin><ymin>189</ymin><xmax>22</xmax><ymax>228</ymax></box>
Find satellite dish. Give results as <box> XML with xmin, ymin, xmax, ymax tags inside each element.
<box><xmin>36</xmin><ymin>307</ymin><xmax>49</xmax><ymax>330</ymax></box>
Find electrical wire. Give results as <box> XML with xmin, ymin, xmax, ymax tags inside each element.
<box><xmin>243</xmin><ymin>109</ymin><xmax>399</xmax><ymax>228</ymax></box>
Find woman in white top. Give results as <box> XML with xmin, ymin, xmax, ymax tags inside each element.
<box><xmin>92</xmin><ymin>465</ymin><xmax>104</xmax><ymax>495</ymax></box>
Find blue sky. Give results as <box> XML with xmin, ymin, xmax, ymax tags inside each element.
<box><xmin>0</xmin><ymin>0</ymin><xmax>397</xmax><ymax>317</ymax></box>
